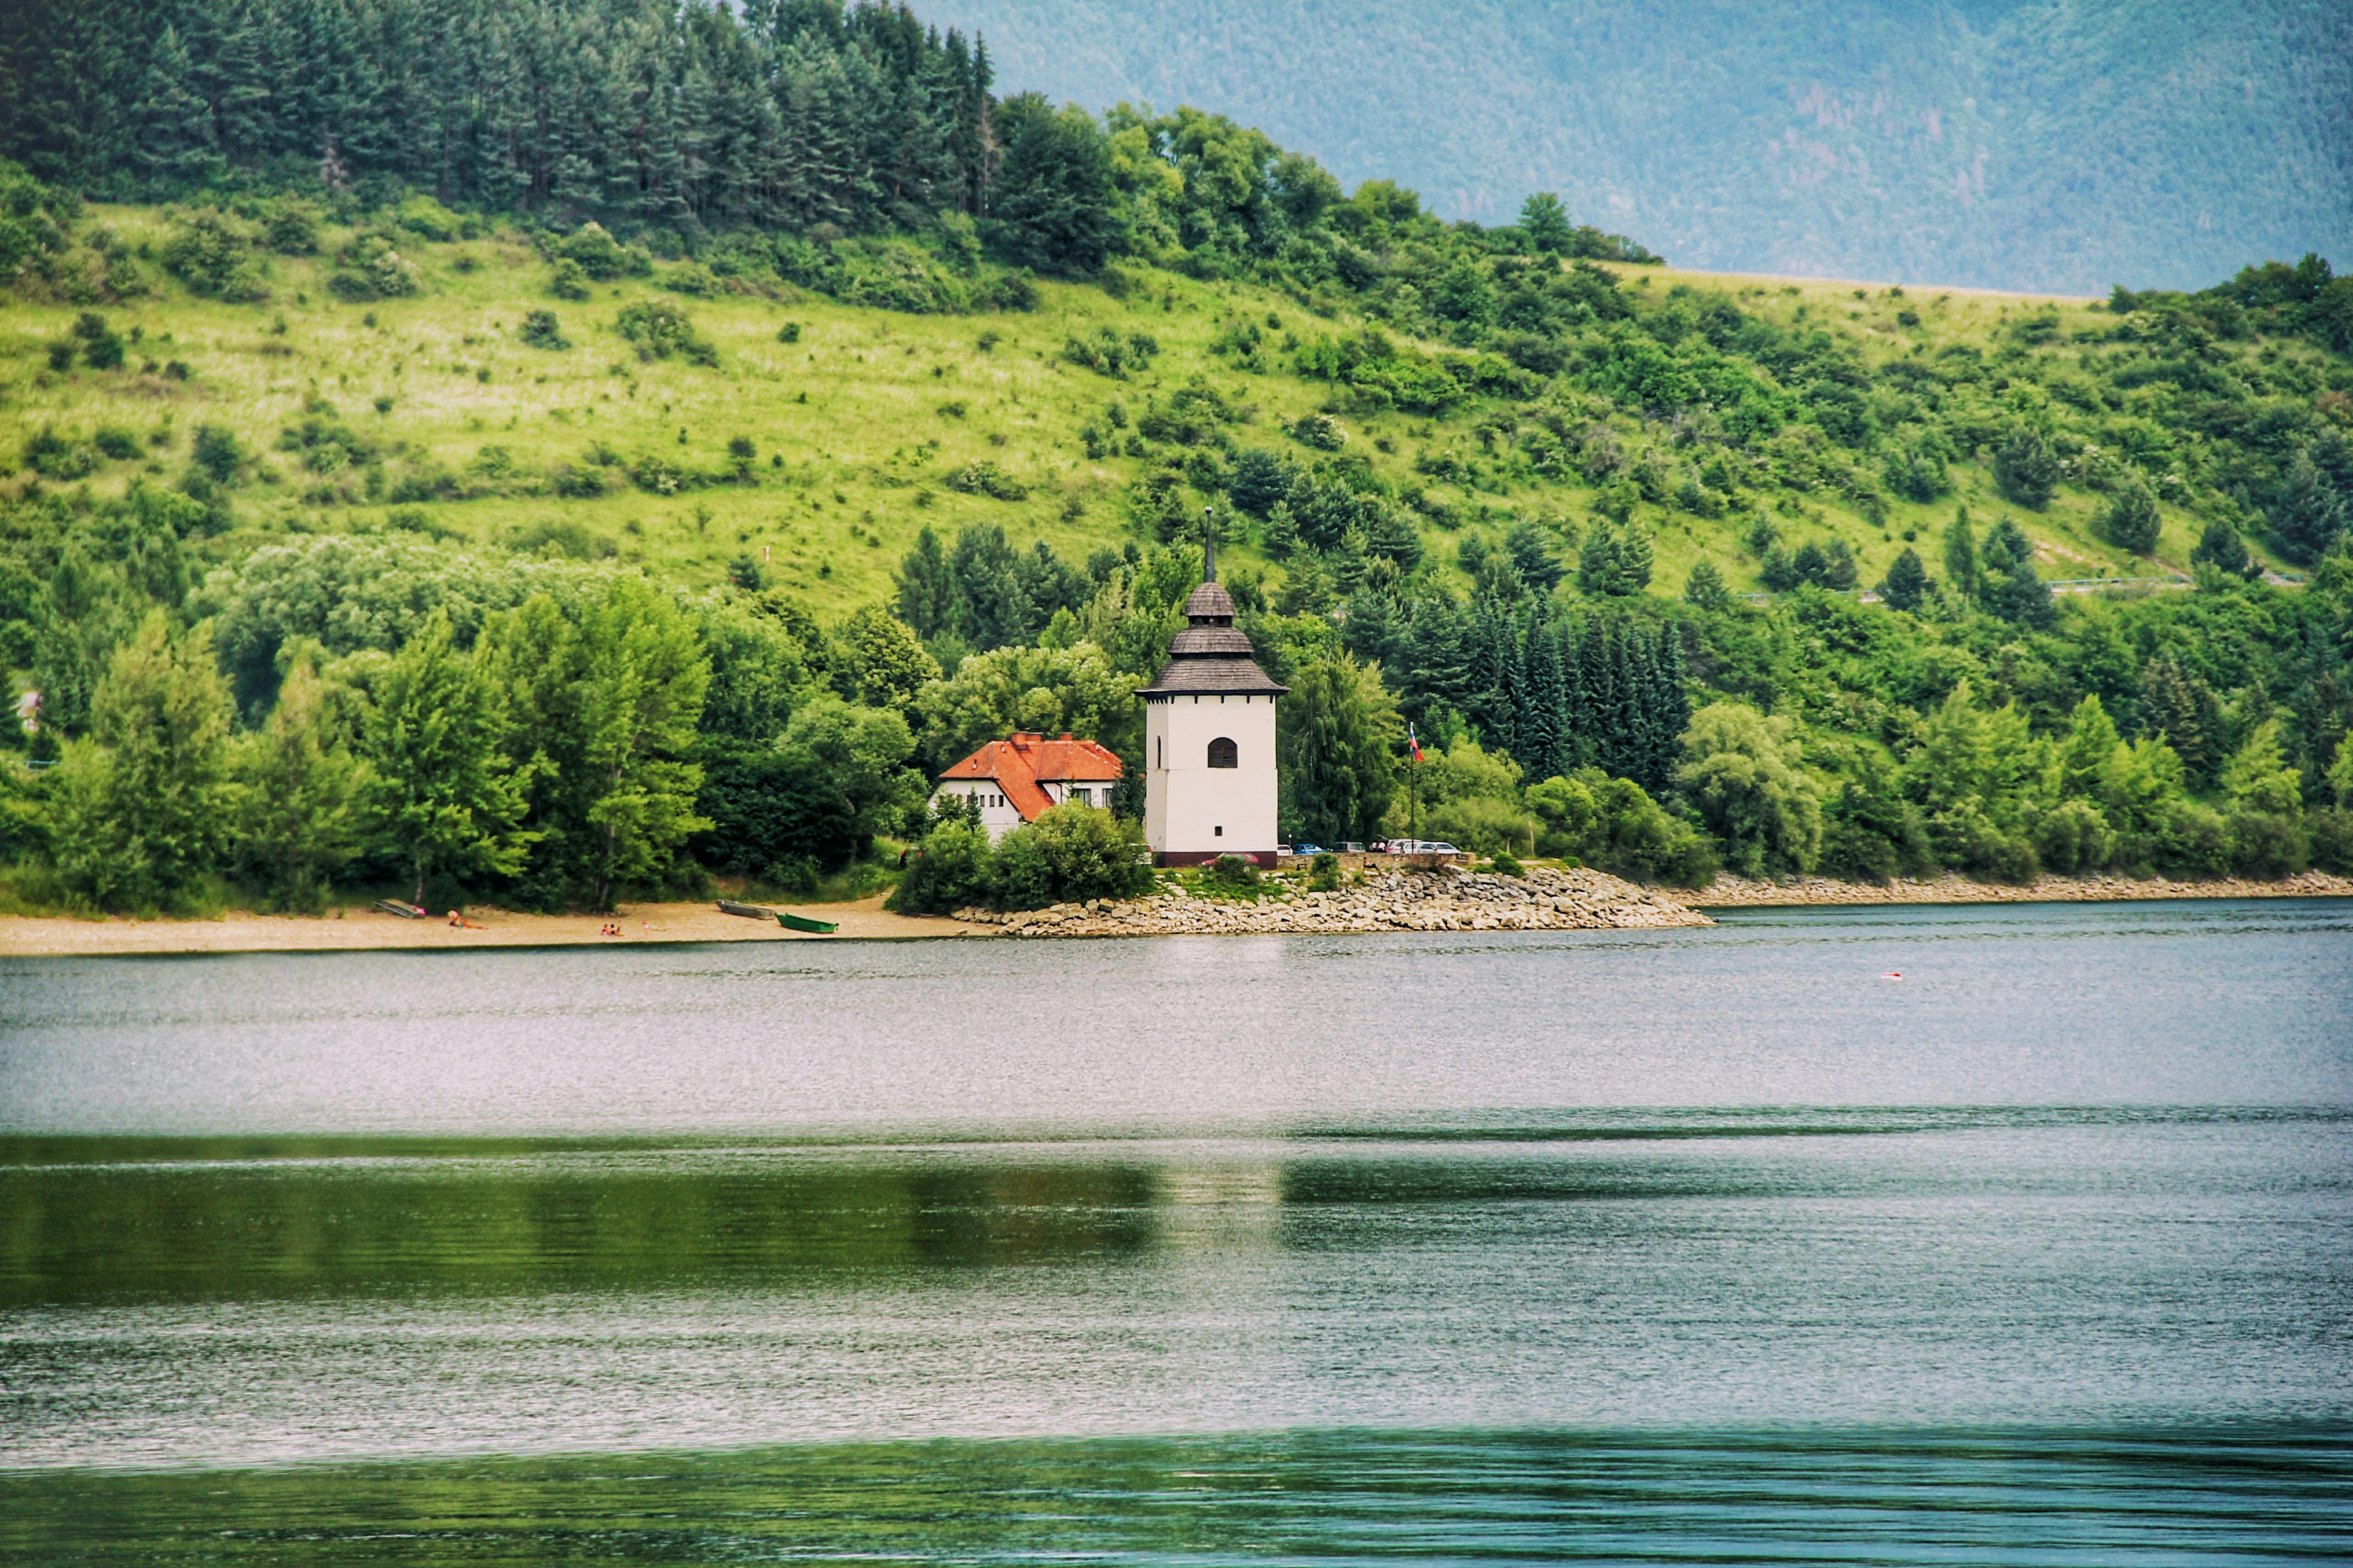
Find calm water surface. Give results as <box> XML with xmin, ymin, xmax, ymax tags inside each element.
<box><xmin>3</xmin><ymin>900</ymin><xmax>2349</xmax><ymax>1562</ymax></box>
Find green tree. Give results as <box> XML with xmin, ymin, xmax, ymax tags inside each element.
<box><xmin>835</xmin><ymin>604</ymin><xmax>941</xmax><ymax>717</ymax></box>
<box><xmin>1993</xmin><ymin>424</ymin><xmax>2060</xmax><ymax>508</ymax></box>
<box><xmin>913</xmin><ymin>640</ymin><xmax>1137</xmax><ymax>774</ymax></box>
<box><xmin>895</xmin><ymin>525</ymin><xmax>959</xmax><ymax>641</ymax></box>
<box><xmin>1878</xmin><ymin>546</ymin><xmax>1931</xmax><ymax>611</ymax></box>
<box><xmin>696</xmin><ymin>696</ymin><xmax>925</xmax><ymax>884</ymax></box>
<box><xmin>1675</xmin><ymin>701</ymin><xmax>1822</xmax><ymax>875</ymax></box>
<box><xmin>1519</xmin><ymin>192</ymin><xmax>1574</xmax><ymax>255</ymax></box>
<box><xmin>231</xmin><ymin>657</ymin><xmax>367</xmax><ymax>909</ymax></box>
<box><xmin>1277</xmin><ymin>655</ymin><xmax>1401</xmax><ymax>846</ymax></box>
<box><xmin>49</xmin><ymin>611</ymin><xmax>233</xmax><ymax>912</ymax></box>
<box><xmin>989</xmin><ymin>94</ymin><xmax>1121</xmax><ymax>275</ymax></box>
<box><xmin>2103</xmin><ymin>477</ymin><xmax>2162</xmax><ymax>555</ymax></box>
<box><xmin>1528</xmin><ymin>768</ymin><xmax>1713</xmax><ymax>886</ymax></box>
<box><xmin>1902</xmin><ymin>681</ymin><xmax>2042</xmax><ymax>881</ymax></box>
<box><xmin>1942</xmin><ymin>507</ymin><xmax>1981</xmax><ymax>599</ymax></box>
<box><xmin>2267</xmin><ymin>448</ymin><xmax>2347</xmax><ymax>564</ymax></box>
<box><xmin>1684</xmin><ymin>559</ymin><xmax>1734</xmax><ymax>611</ymax></box>
<box><xmin>2219</xmin><ymin>717</ymin><xmax>2308</xmax><ymax>876</ymax></box>
<box><xmin>886</xmin><ymin>817</ymin><xmax>995</xmax><ymax>914</ymax></box>
<box><xmin>569</xmin><ymin>579</ymin><xmax>713</xmax><ymax>908</ymax></box>
<box><xmin>988</xmin><ymin>803</ymin><xmax>1150</xmax><ymax>909</ymax></box>
<box><xmin>1578</xmin><ymin>518</ymin><xmax>1652</xmax><ymax>596</ymax></box>
<box><xmin>2191</xmin><ymin>519</ymin><xmax>2258</xmax><ymax>579</ymax></box>
<box><xmin>361</xmin><ymin>609</ymin><xmax>537</xmax><ymax>905</ymax></box>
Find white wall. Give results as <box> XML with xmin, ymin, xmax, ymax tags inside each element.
<box><xmin>929</xmin><ymin>779</ymin><xmax>1028</xmax><ymax>842</ymax></box>
<box><xmin>1144</xmin><ymin>693</ymin><xmax>1279</xmax><ymax>858</ymax></box>
<box><xmin>930</xmin><ymin>778</ymin><xmax>1115</xmax><ymax>842</ymax></box>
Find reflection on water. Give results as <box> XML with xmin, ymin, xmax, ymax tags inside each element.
<box><xmin>7</xmin><ymin>1429</ymin><xmax>2351</xmax><ymax>1565</ymax></box>
<box><xmin>3</xmin><ymin>903</ymin><xmax>2350</xmax><ymax>1560</ymax></box>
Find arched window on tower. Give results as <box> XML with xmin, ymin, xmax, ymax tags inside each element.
<box><xmin>1207</xmin><ymin>737</ymin><xmax>1238</xmax><ymax>769</ymax></box>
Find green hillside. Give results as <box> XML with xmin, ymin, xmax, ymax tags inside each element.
<box><xmin>2</xmin><ymin>0</ymin><xmax>2351</xmax><ymax>919</ymax></box>
<box><xmin>6</xmin><ymin>205</ymin><xmax>2281</xmax><ymax>614</ymax></box>
<box><xmin>927</xmin><ymin>0</ymin><xmax>2353</xmax><ymax>294</ymax></box>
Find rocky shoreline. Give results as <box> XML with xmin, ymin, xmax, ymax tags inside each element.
<box><xmin>1692</xmin><ymin>869</ymin><xmax>2353</xmax><ymax>906</ymax></box>
<box><xmin>955</xmin><ymin>864</ymin><xmax>1712</xmax><ymax>936</ymax></box>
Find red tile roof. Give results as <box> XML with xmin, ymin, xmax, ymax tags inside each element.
<box><xmin>937</xmin><ymin>732</ymin><xmax>1124</xmax><ymax>823</ymax></box>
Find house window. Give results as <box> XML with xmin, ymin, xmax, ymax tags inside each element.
<box><xmin>1207</xmin><ymin>737</ymin><xmax>1238</xmax><ymax>768</ymax></box>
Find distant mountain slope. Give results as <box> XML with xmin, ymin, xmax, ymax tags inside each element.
<box><xmin>929</xmin><ymin>0</ymin><xmax>2352</xmax><ymax>293</ymax></box>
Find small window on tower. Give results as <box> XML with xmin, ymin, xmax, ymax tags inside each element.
<box><xmin>1207</xmin><ymin>737</ymin><xmax>1238</xmax><ymax>769</ymax></box>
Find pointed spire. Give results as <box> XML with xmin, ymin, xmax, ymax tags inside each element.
<box><xmin>1203</xmin><ymin>507</ymin><xmax>1217</xmax><ymax>584</ymax></box>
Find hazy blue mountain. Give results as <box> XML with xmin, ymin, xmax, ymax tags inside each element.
<box><xmin>931</xmin><ymin>0</ymin><xmax>2352</xmax><ymax>293</ymax></box>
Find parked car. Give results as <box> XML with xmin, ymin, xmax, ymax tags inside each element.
<box><xmin>1292</xmin><ymin>842</ymin><xmax>1326</xmax><ymax>856</ymax></box>
<box><xmin>1386</xmin><ymin>839</ymin><xmax>1461</xmax><ymax>855</ymax></box>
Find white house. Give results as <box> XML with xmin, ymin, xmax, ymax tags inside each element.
<box><xmin>1138</xmin><ymin>542</ymin><xmax>1287</xmax><ymax>866</ymax></box>
<box><xmin>932</xmin><ymin>731</ymin><xmax>1125</xmax><ymax>842</ymax></box>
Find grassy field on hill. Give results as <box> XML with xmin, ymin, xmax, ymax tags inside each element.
<box><xmin>0</xmin><ymin>204</ymin><xmax>2279</xmax><ymax>619</ymax></box>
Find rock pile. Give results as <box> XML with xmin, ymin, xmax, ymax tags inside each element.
<box><xmin>954</xmin><ymin>864</ymin><xmax>1710</xmax><ymax>937</ymax></box>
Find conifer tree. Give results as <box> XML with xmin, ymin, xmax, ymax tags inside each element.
<box><xmin>2268</xmin><ymin>449</ymin><xmax>2347</xmax><ymax>564</ymax></box>
<box><xmin>1521</xmin><ymin>620</ymin><xmax>1567</xmax><ymax>782</ymax></box>
<box><xmin>1943</xmin><ymin>507</ymin><xmax>1981</xmax><ymax>600</ymax></box>
<box><xmin>894</xmin><ymin>525</ymin><xmax>958</xmax><ymax>641</ymax></box>
<box><xmin>1879</xmin><ymin>547</ymin><xmax>1931</xmax><ymax>611</ymax></box>
<box><xmin>2103</xmin><ymin>479</ymin><xmax>2162</xmax><ymax>556</ymax></box>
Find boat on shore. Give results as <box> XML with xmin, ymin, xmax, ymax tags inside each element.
<box><xmin>716</xmin><ymin>899</ymin><xmax>838</xmax><ymax>934</ymax></box>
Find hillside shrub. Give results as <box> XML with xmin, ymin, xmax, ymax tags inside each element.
<box><xmin>943</xmin><ymin>461</ymin><xmax>1027</xmax><ymax>500</ymax></box>
<box><xmin>517</xmin><ymin>309</ymin><xmax>568</xmax><ymax>349</ymax></box>
<box><xmin>330</xmin><ymin>234</ymin><xmax>421</xmax><ymax>301</ymax></box>
<box><xmin>616</xmin><ymin>299</ymin><xmax>716</xmax><ymax>365</ymax></box>
<box><xmin>1063</xmin><ymin>327</ymin><xmax>1159</xmax><ymax>376</ymax></box>
<box><xmin>160</xmin><ymin>214</ymin><xmax>266</xmax><ymax>302</ymax></box>
<box><xmin>1202</xmin><ymin>853</ymin><xmax>1261</xmax><ymax>891</ymax></box>
<box><xmin>558</xmin><ymin>222</ymin><xmax>646</xmax><ymax>282</ymax></box>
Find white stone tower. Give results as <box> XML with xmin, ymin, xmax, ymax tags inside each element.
<box><xmin>1140</xmin><ymin>534</ymin><xmax>1287</xmax><ymax>866</ymax></box>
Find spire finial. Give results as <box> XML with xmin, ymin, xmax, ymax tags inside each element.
<box><xmin>1203</xmin><ymin>507</ymin><xmax>1216</xmax><ymax>584</ymax></box>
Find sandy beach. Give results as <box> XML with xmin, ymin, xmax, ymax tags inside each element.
<box><xmin>0</xmin><ymin>894</ymin><xmax>986</xmax><ymax>958</ymax></box>
<box><xmin>8</xmin><ymin>869</ymin><xmax>2349</xmax><ymax>958</ymax></box>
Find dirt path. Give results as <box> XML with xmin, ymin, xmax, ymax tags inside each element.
<box><xmin>0</xmin><ymin>894</ymin><xmax>988</xmax><ymax>958</ymax></box>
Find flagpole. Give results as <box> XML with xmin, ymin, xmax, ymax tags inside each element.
<box><xmin>1409</xmin><ymin>724</ymin><xmax>1420</xmax><ymax>844</ymax></box>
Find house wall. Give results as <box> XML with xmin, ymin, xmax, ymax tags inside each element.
<box><xmin>929</xmin><ymin>779</ymin><xmax>1028</xmax><ymax>842</ymax></box>
<box><xmin>1143</xmin><ymin>692</ymin><xmax>1279</xmax><ymax>863</ymax></box>
<box><xmin>930</xmin><ymin>777</ymin><xmax>1118</xmax><ymax>842</ymax></box>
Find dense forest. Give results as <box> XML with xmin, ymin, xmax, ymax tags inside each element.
<box><xmin>2</xmin><ymin>0</ymin><xmax>2351</xmax><ymax>916</ymax></box>
<box><xmin>928</xmin><ymin>0</ymin><xmax>2353</xmax><ymax>294</ymax></box>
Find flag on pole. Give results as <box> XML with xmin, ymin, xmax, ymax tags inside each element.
<box><xmin>1408</xmin><ymin>723</ymin><xmax>1423</xmax><ymax>764</ymax></box>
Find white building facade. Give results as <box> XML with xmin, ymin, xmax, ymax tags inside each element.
<box><xmin>1139</xmin><ymin>555</ymin><xmax>1287</xmax><ymax>866</ymax></box>
<box><xmin>932</xmin><ymin>732</ymin><xmax>1124</xmax><ymax>842</ymax></box>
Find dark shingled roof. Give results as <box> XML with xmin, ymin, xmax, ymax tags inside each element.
<box><xmin>1138</xmin><ymin>569</ymin><xmax>1289</xmax><ymax>698</ymax></box>
<box><xmin>1182</xmin><ymin>581</ymin><xmax>1238</xmax><ymax>620</ymax></box>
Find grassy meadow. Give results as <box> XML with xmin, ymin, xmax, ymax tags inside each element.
<box><xmin>0</xmin><ymin>203</ymin><xmax>2281</xmax><ymax>616</ymax></box>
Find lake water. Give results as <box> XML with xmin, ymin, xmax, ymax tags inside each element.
<box><xmin>3</xmin><ymin>901</ymin><xmax>2350</xmax><ymax>1562</ymax></box>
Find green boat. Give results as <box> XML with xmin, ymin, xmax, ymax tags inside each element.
<box><xmin>776</xmin><ymin>910</ymin><xmax>838</xmax><ymax>934</ymax></box>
